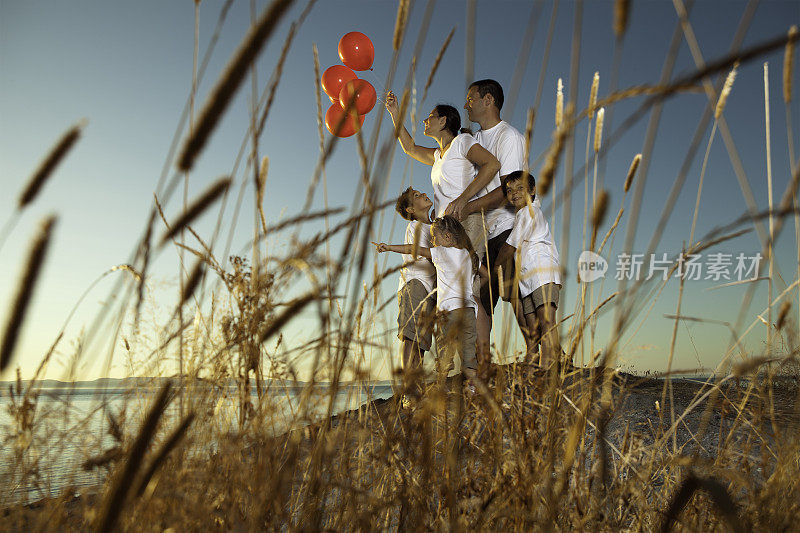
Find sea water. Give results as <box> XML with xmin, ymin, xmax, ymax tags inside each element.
<box><xmin>0</xmin><ymin>382</ymin><xmax>394</xmax><ymax>504</ymax></box>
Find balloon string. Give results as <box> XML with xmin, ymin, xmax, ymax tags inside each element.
<box><xmin>361</xmin><ymin>68</ymin><xmax>387</xmax><ymax>97</ymax></box>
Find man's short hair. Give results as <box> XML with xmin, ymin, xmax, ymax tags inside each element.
<box><xmin>501</xmin><ymin>171</ymin><xmax>536</xmax><ymax>197</ymax></box>
<box><xmin>469</xmin><ymin>79</ymin><xmax>504</xmax><ymax>111</ymax></box>
<box><xmin>395</xmin><ymin>187</ymin><xmax>416</xmax><ymax>221</ymax></box>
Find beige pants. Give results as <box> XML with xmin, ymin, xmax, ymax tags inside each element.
<box><xmin>436</xmin><ymin>308</ymin><xmax>478</xmax><ymax>373</ymax></box>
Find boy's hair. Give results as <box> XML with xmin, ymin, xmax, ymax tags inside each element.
<box><xmin>431</xmin><ymin>215</ymin><xmax>479</xmax><ymax>275</ymax></box>
<box><xmin>501</xmin><ymin>170</ymin><xmax>536</xmax><ymax>198</ymax></box>
<box><xmin>395</xmin><ymin>187</ymin><xmax>417</xmax><ymax>221</ymax></box>
<box><xmin>468</xmin><ymin>79</ymin><xmax>504</xmax><ymax>111</ymax></box>
<box><xmin>434</xmin><ymin>104</ymin><xmax>461</xmax><ymax>137</ymax></box>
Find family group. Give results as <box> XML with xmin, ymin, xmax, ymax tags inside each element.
<box><xmin>374</xmin><ymin>79</ymin><xmax>564</xmax><ymax>388</ymax></box>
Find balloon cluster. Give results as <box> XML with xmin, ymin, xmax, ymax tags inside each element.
<box><xmin>322</xmin><ymin>32</ymin><xmax>376</xmax><ymax>138</ymax></box>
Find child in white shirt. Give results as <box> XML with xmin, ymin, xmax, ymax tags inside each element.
<box><xmin>375</xmin><ymin>215</ymin><xmax>488</xmax><ymax>378</ymax></box>
<box><xmin>391</xmin><ymin>187</ymin><xmax>437</xmax><ymax>388</ymax></box>
<box><xmin>493</xmin><ymin>171</ymin><xmax>563</xmax><ymax>368</ymax></box>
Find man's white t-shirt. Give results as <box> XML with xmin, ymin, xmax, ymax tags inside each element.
<box><xmin>475</xmin><ymin>120</ymin><xmax>541</xmax><ymax>238</ymax></box>
<box><xmin>429</xmin><ymin>246</ymin><xmax>478</xmax><ymax>313</ymax></box>
<box><xmin>506</xmin><ymin>203</ymin><xmax>561</xmax><ymax>297</ymax></box>
<box><xmin>398</xmin><ymin>220</ymin><xmax>436</xmax><ymax>293</ymax></box>
<box><xmin>430</xmin><ymin>133</ymin><xmax>479</xmax><ymax>217</ymax></box>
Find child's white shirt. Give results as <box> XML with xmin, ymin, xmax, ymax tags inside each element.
<box><xmin>506</xmin><ymin>203</ymin><xmax>561</xmax><ymax>297</ymax></box>
<box><xmin>429</xmin><ymin>247</ymin><xmax>478</xmax><ymax>313</ymax></box>
<box><xmin>430</xmin><ymin>133</ymin><xmax>479</xmax><ymax>217</ymax></box>
<box><xmin>398</xmin><ymin>220</ymin><xmax>436</xmax><ymax>293</ymax></box>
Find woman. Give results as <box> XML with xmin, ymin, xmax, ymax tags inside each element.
<box><xmin>384</xmin><ymin>91</ymin><xmax>499</xmax><ymax>262</ymax></box>
<box><xmin>385</xmin><ymin>91</ymin><xmax>499</xmax><ymax>377</ymax></box>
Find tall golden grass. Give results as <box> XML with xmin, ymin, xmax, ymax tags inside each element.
<box><xmin>2</xmin><ymin>2</ymin><xmax>800</xmax><ymax>531</ymax></box>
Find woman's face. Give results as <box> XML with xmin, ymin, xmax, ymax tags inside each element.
<box><xmin>422</xmin><ymin>108</ymin><xmax>444</xmax><ymax>137</ymax></box>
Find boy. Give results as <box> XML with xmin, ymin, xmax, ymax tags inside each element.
<box><xmin>392</xmin><ymin>187</ymin><xmax>437</xmax><ymax>388</ymax></box>
<box><xmin>494</xmin><ymin>171</ymin><xmax>562</xmax><ymax>368</ymax></box>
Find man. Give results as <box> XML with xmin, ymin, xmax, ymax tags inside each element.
<box><xmin>445</xmin><ymin>79</ymin><xmax>539</xmax><ymax>356</ymax></box>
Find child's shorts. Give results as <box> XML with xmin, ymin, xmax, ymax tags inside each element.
<box><xmin>521</xmin><ymin>283</ymin><xmax>561</xmax><ymax>315</ymax></box>
<box><xmin>436</xmin><ymin>308</ymin><xmax>477</xmax><ymax>371</ymax></box>
<box><xmin>397</xmin><ymin>279</ymin><xmax>435</xmax><ymax>351</ymax></box>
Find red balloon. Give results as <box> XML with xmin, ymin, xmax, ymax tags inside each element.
<box><xmin>321</xmin><ymin>65</ymin><xmax>357</xmax><ymax>101</ymax></box>
<box><xmin>338</xmin><ymin>79</ymin><xmax>377</xmax><ymax>115</ymax></box>
<box><xmin>325</xmin><ymin>104</ymin><xmax>365</xmax><ymax>138</ymax></box>
<box><xmin>338</xmin><ymin>32</ymin><xmax>375</xmax><ymax>71</ymax></box>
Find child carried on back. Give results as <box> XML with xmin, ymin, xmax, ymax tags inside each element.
<box><xmin>375</xmin><ymin>214</ymin><xmax>486</xmax><ymax>378</ymax></box>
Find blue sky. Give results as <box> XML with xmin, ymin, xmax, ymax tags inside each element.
<box><xmin>1</xmin><ymin>0</ymin><xmax>798</xmax><ymax>380</ymax></box>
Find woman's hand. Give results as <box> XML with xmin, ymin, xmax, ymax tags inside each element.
<box><xmin>385</xmin><ymin>91</ymin><xmax>399</xmax><ymax>117</ymax></box>
<box><xmin>371</xmin><ymin>241</ymin><xmax>388</xmax><ymax>253</ymax></box>
<box><xmin>444</xmin><ymin>197</ymin><xmax>467</xmax><ymax>220</ymax></box>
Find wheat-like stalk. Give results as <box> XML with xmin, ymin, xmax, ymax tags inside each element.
<box><xmin>179</xmin><ymin>259</ymin><xmax>205</xmax><ymax>308</ymax></box>
<box><xmin>589</xmin><ymin>72</ymin><xmax>599</xmax><ymax>118</ymax></box>
<box><xmin>524</xmin><ymin>108</ymin><xmax>535</xmax><ymax>171</ymax></box>
<box><xmin>590</xmin><ymin>189</ymin><xmax>609</xmax><ymax>250</ymax></box>
<box><xmin>421</xmin><ymin>27</ymin><xmax>455</xmax><ymax>105</ymax></box>
<box><xmin>0</xmin><ymin>216</ymin><xmax>57</xmax><ymax>373</ymax></box>
<box><xmin>715</xmin><ymin>63</ymin><xmax>738</xmax><ymax>120</ymax></box>
<box><xmin>785</xmin><ymin>25</ymin><xmax>798</xmax><ymax>104</ymax></box>
<box><xmin>178</xmin><ymin>0</ymin><xmax>294</xmax><ymax>171</ymax></box>
<box><xmin>19</xmin><ymin>120</ymin><xmax>87</xmax><ymax>209</ymax></box>
<box><xmin>594</xmin><ymin>107</ymin><xmax>605</xmax><ymax>153</ymax></box>
<box><xmin>159</xmin><ymin>177</ymin><xmax>231</xmax><ymax>247</ymax></box>
<box><xmin>624</xmin><ymin>153</ymin><xmax>642</xmax><ymax>193</ymax></box>
<box><xmin>614</xmin><ymin>0</ymin><xmax>630</xmax><ymax>39</ymax></box>
<box><xmin>95</xmin><ymin>383</ymin><xmax>172</xmax><ymax>532</ymax></box>
<box><xmin>539</xmin><ymin>125</ymin><xmax>568</xmax><ymax>196</ymax></box>
<box><xmin>555</xmin><ymin>78</ymin><xmax>564</xmax><ymax>128</ymax></box>
<box><xmin>393</xmin><ymin>0</ymin><xmax>410</xmax><ymax>52</ymax></box>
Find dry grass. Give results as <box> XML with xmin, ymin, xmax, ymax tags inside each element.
<box><xmin>2</xmin><ymin>2</ymin><xmax>800</xmax><ymax>532</ymax></box>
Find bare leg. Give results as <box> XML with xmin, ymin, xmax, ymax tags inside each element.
<box><xmin>402</xmin><ymin>339</ymin><xmax>424</xmax><ymax>395</ymax></box>
<box><xmin>513</xmin><ymin>296</ymin><xmax>540</xmax><ymax>360</ymax></box>
<box><xmin>523</xmin><ymin>313</ymin><xmax>541</xmax><ymax>365</ymax></box>
<box><xmin>475</xmin><ymin>303</ymin><xmax>491</xmax><ymax>379</ymax></box>
<box><xmin>536</xmin><ymin>303</ymin><xmax>562</xmax><ymax>369</ymax></box>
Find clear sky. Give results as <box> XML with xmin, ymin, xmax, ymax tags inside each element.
<box><xmin>1</xmin><ymin>0</ymin><xmax>798</xmax><ymax>381</ymax></box>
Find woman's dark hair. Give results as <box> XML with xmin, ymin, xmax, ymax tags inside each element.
<box><xmin>501</xmin><ymin>170</ymin><xmax>536</xmax><ymax>198</ymax></box>
<box><xmin>434</xmin><ymin>104</ymin><xmax>461</xmax><ymax>137</ymax></box>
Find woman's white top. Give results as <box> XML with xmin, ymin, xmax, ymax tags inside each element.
<box><xmin>429</xmin><ymin>246</ymin><xmax>478</xmax><ymax>313</ymax></box>
<box><xmin>398</xmin><ymin>220</ymin><xmax>436</xmax><ymax>293</ymax></box>
<box><xmin>430</xmin><ymin>133</ymin><xmax>479</xmax><ymax>217</ymax></box>
<box><xmin>506</xmin><ymin>203</ymin><xmax>561</xmax><ymax>297</ymax></box>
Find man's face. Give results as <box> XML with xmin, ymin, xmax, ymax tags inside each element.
<box><xmin>464</xmin><ymin>87</ymin><xmax>482</xmax><ymax>122</ymax></box>
<box><xmin>408</xmin><ymin>189</ymin><xmax>432</xmax><ymax>215</ymax></box>
<box><xmin>505</xmin><ymin>179</ymin><xmax>534</xmax><ymax>209</ymax></box>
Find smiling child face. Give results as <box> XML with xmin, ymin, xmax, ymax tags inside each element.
<box><xmin>505</xmin><ymin>178</ymin><xmax>535</xmax><ymax>209</ymax></box>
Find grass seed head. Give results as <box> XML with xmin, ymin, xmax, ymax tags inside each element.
<box><xmin>0</xmin><ymin>216</ymin><xmax>57</xmax><ymax>373</ymax></box>
<box><xmin>624</xmin><ymin>153</ymin><xmax>642</xmax><ymax>193</ymax></box>
<box><xmin>19</xmin><ymin>120</ymin><xmax>86</xmax><ymax>209</ymax></box>
<box><xmin>776</xmin><ymin>300</ymin><xmax>791</xmax><ymax>330</ymax></box>
<box><xmin>614</xmin><ymin>0</ymin><xmax>630</xmax><ymax>39</ymax></box>
<box><xmin>555</xmin><ymin>78</ymin><xmax>564</xmax><ymax>128</ymax></box>
<box><xmin>594</xmin><ymin>107</ymin><xmax>605</xmax><ymax>153</ymax></box>
<box><xmin>715</xmin><ymin>63</ymin><xmax>738</xmax><ymax>120</ymax></box>
<box><xmin>785</xmin><ymin>25</ymin><xmax>798</xmax><ymax>104</ymax></box>
<box><xmin>177</xmin><ymin>0</ymin><xmax>294</xmax><ymax>171</ymax></box>
<box><xmin>589</xmin><ymin>72</ymin><xmax>599</xmax><ymax>118</ymax></box>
